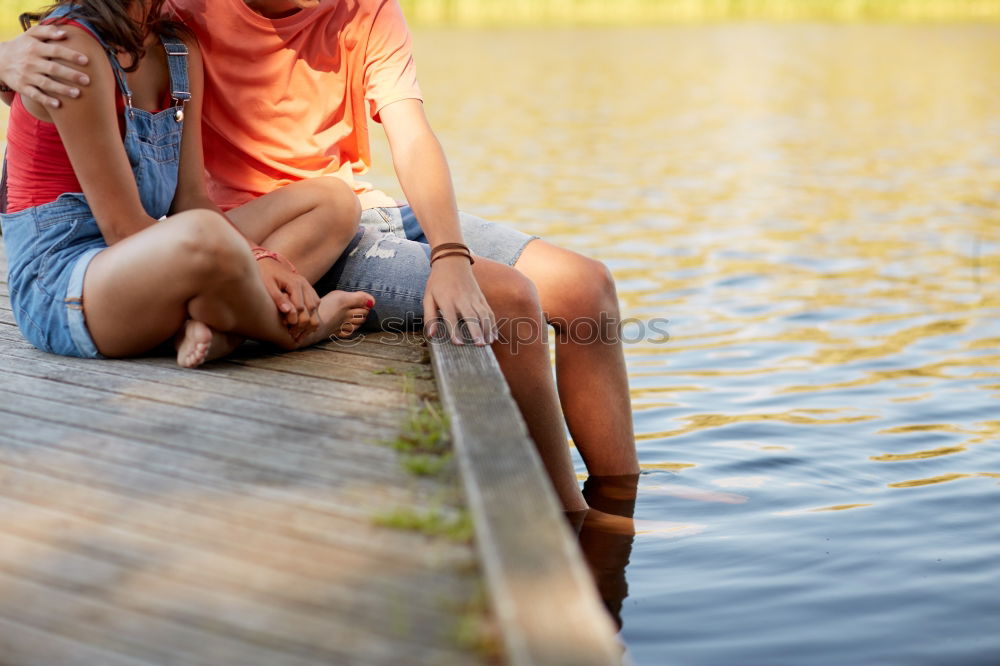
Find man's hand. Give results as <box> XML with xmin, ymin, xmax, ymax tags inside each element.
<box><xmin>0</xmin><ymin>25</ymin><xmax>90</xmax><ymax>108</ymax></box>
<box><xmin>423</xmin><ymin>257</ymin><xmax>496</xmax><ymax>346</ymax></box>
<box><xmin>257</xmin><ymin>259</ymin><xmax>321</xmax><ymax>340</ymax></box>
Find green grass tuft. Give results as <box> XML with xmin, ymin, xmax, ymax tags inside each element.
<box><xmin>448</xmin><ymin>583</ymin><xmax>504</xmax><ymax>659</ymax></box>
<box><xmin>372</xmin><ymin>506</ymin><xmax>473</xmax><ymax>542</ymax></box>
<box><xmin>400</xmin><ymin>452</ymin><xmax>454</xmax><ymax>476</ymax></box>
<box><xmin>372</xmin><ymin>365</ymin><xmax>431</xmax><ymax>379</ymax></box>
<box><xmin>383</xmin><ymin>400</ymin><xmax>451</xmax><ymax>457</ymax></box>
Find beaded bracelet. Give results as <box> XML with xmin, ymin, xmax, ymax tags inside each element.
<box><xmin>252</xmin><ymin>246</ymin><xmax>298</xmax><ymax>273</ymax></box>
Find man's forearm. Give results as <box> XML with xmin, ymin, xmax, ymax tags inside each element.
<box><xmin>393</xmin><ymin>131</ymin><xmax>465</xmax><ymax>247</ymax></box>
<box><xmin>1</xmin><ymin>40</ymin><xmax>16</xmax><ymax>105</ymax></box>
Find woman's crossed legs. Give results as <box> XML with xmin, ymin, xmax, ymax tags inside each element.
<box><xmin>82</xmin><ymin>178</ymin><xmax>370</xmax><ymax>366</ymax></box>
<box><xmin>81</xmin><ymin>209</ymin><xmax>371</xmax><ymax>365</ymax></box>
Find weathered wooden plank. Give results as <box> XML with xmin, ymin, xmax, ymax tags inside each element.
<box><xmin>0</xmin><ymin>237</ymin><xmax>495</xmax><ymax>666</ymax></box>
<box><xmin>260</xmin><ymin>339</ymin><xmax>433</xmax><ymax>376</ymax></box>
<box><xmin>0</xmin><ymin>338</ymin><xmax>405</xmax><ymax>432</ymax></box>
<box><xmin>0</xmin><ymin>333</ymin><xmax>408</xmax><ymax>433</ymax></box>
<box><xmin>0</xmin><ymin>569</ymin><xmax>343</xmax><ymax>666</ymax></box>
<box><xmin>0</xmin><ymin>318</ymin><xmax>421</xmax><ymax>411</ymax></box>
<box><xmin>0</xmin><ymin>430</ymin><xmax>471</xmax><ymax>565</ymax></box>
<box><xmin>0</xmin><ymin>498</ymin><xmax>479</xmax><ymax>665</ymax></box>
<box><xmin>315</xmin><ymin>331</ymin><xmax>430</xmax><ymax>363</ymax></box>
<box><xmin>225</xmin><ymin>351</ymin><xmax>436</xmax><ymax>395</ymax></box>
<box><xmin>0</xmin><ymin>404</ymin><xmax>447</xmax><ymax>535</ymax></box>
<box><xmin>0</xmin><ymin>615</ymin><xmax>157</xmax><ymax>666</ymax></box>
<box><xmin>0</xmin><ymin>466</ymin><xmax>472</xmax><ymax>616</ymax></box>
<box><xmin>0</xmin><ymin>402</ymin><xmax>449</xmax><ymax>511</ymax></box>
<box><xmin>0</xmin><ymin>309</ymin><xmax>435</xmax><ymax>416</ymax></box>
<box><xmin>0</xmin><ymin>495</ymin><xmax>475</xmax><ymax>633</ymax></box>
<box><xmin>0</xmin><ymin>380</ymin><xmax>410</xmax><ymax>489</ymax></box>
<box><xmin>0</xmin><ymin>309</ymin><xmax>434</xmax><ymax>399</ymax></box>
<box><xmin>0</xmin><ymin>525</ymin><xmax>478</xmax><ymax>665</ymax></box>
<box><xmin>429</xmin><ymin>330</ymin><xmax>623</xmax><ymax>666</ymax></box>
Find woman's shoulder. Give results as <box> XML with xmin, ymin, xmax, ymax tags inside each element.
<box><xmin>17</xmin><ymin>23</ymin><xmax>112</xmax><ymax>121</ymax></box>
<box><xmin>46</xmin><ymin>21</ymin><xmax>111</xmax><ymax>62</ymax></box>
<box><xmin>51</xmin><ymin>24</ymin><xmax>117</xmax><ymax>91</ymax></box>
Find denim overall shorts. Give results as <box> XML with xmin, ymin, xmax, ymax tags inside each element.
<box><xmin>0</xmin><ymin>6</ymin><xmax>190</xmax><ymax>358</ymax></box>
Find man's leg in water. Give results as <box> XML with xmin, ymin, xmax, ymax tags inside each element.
<box><xmin>513</xmin><ymin>239</ymin><xmax>639</xmax><ymax>476</ymax></box>
<box><xmin>367</xmin><ymin>205</ymin><xmax>640</xmax><ymax>478</ymax></box>
<box><xmin>314</xmin><ymin>226</ymin><xmax>587</xmax><ymax>511</ymax></box>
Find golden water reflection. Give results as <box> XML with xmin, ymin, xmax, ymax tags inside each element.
<box><xmin>393</xmin><ymin>23</ymin><xmax>998</xmax><ymax>665</ymax></box>
<box><xmin>636</xmin><ymin>409</ymin><xmax>879</xmax><ymax>442</ymax></box>
<box><xmin>356</xmin><ymin>29</ymin><xmax>1000</xmax><ymax>606</ymax></box>
<box><xmin>811</xmin><ymin>503</ymin><xmax>873</xmax><ymax>512</ymax></box>
<box><xmin>870</xmin><ymin>446</ymin><xmax>967</xmax><ymax>462</ymax></box>
<box><xmin>889</xmin><ymin>472</ymin><xmax>1000</xmax><ymax>488</ymax></box>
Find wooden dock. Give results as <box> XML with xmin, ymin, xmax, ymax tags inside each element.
<box><xmin>0</xmin><ymin>238</ymin><xmax>622</xmax><ymax>665</ymax></box>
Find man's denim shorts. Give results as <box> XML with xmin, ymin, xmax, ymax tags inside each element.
<box><xmin>314</xmin><ymin>205</ymin><xmax>538</xmax><ymax>329</ymax></box>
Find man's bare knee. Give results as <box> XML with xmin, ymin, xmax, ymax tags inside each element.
<box><xmin>567</xmin><ymin>255</ymin><xmax>619</xmax><ymax>315</ymax></box>
<box><xmin>488</xmin><ymin>267</ymin><xmax>541</xmax><ymax>318</ymax></box>
<box><xmin>547</xmin><ymin>256</ymin><xmax>624</xmax><ymax>345</ymax></box>
<box><xmin>487</xmin><ymin>268</ymin><xmax>546</xmax><ymax>352</ymax></box>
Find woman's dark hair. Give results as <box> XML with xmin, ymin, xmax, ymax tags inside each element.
<box><xmin>20</xmin><ymin>1</ymin><xmax>189</xmax><ymax>72</ymax></box>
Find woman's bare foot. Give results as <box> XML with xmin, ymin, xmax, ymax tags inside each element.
<box><xmin>295</xmin><ymin>290</ymin><xmax>373</xmax><ymax>347</ymax></box>
<box><xmin>175</xmin><ymin>320</ymin><xmax>242</xmax><ymax>368</ymax></box>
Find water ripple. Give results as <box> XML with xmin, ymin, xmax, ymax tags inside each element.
<box><xmin>365</xmin><ymin>22</ymin><xmax>1000</xmax><ymax>666</ymax></box>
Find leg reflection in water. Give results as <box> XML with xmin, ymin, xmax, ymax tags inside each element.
<box><xmin>573</xmin><ymin>474</ymin><xmax>640</xmax><ymax>631</ymax></box>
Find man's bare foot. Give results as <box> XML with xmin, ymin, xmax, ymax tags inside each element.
<box><xmin>295</xmin><ymin>291</ymin><xmax>373</xmax><ymax>347</ymax></box>
<box><xmin>175</xmin><ymin>320</ymin><xmax>242</xmax><ymax>368</ymax></box>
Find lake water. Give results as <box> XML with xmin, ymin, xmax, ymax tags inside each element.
<box><xmin>2</xmin><ymin>21</ymin><xmax>998</xmax><ymax>666</ymax></box>
<box><xmin>383</xmin><ymin>24</ymin><xmax>1000</xmax><ymax>666</ymax></box>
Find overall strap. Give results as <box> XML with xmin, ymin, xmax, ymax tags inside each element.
<box><xmin>161</xmin><ymin>36</ymin><xmax>190</xmax><ymax>122</ymax></box>
<box><xmin>42</xmin><ymin>5</ymin><xmax>134</xmax><ymax>107</ymax></box>
<box><xmin>1</xmin><ymin>156</ymin><xmax>8</xmax><ymax>215</ymax></box>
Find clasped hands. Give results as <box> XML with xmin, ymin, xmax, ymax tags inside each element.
<box><xmin>255</xmin><ymin>246</ymin><xmax>497</xmax><ymax>345</ymax></box>
<box><xmin>255</xmin><ymin>254</ymin><xmax>320</xmax><ymax>341</ymax></box>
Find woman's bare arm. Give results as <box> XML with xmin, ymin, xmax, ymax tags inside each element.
<box><xmin>38</xmin><ymin>26</ymin><xmax>157</xmax><ymax>244</ymax></box>
<box><xmin>169</xmin><ymin>36</ymin><xmax>220</xmax><ymax>215</ymax></box>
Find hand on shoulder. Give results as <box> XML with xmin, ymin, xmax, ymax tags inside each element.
<box><xmin>22</xmin><ymin>24</ymin><xmax>115</xmax><ymax>121</ymax></box>
<box><xmin>0</xmin><ymin>23</ymin><xmax>91</xmax><ymax>109</ymax></box>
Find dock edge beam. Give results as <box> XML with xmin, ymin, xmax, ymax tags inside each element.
<box><xmin>428</xmin><ymin>332</ymin><xmax>623</xmax><ymax>666</ymax></box>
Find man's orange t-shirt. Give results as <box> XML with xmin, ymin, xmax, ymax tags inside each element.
<box><xmin>163</xmin><ymin>0</ymin><xmax>422</xmax><ymax>210</ymax></box>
